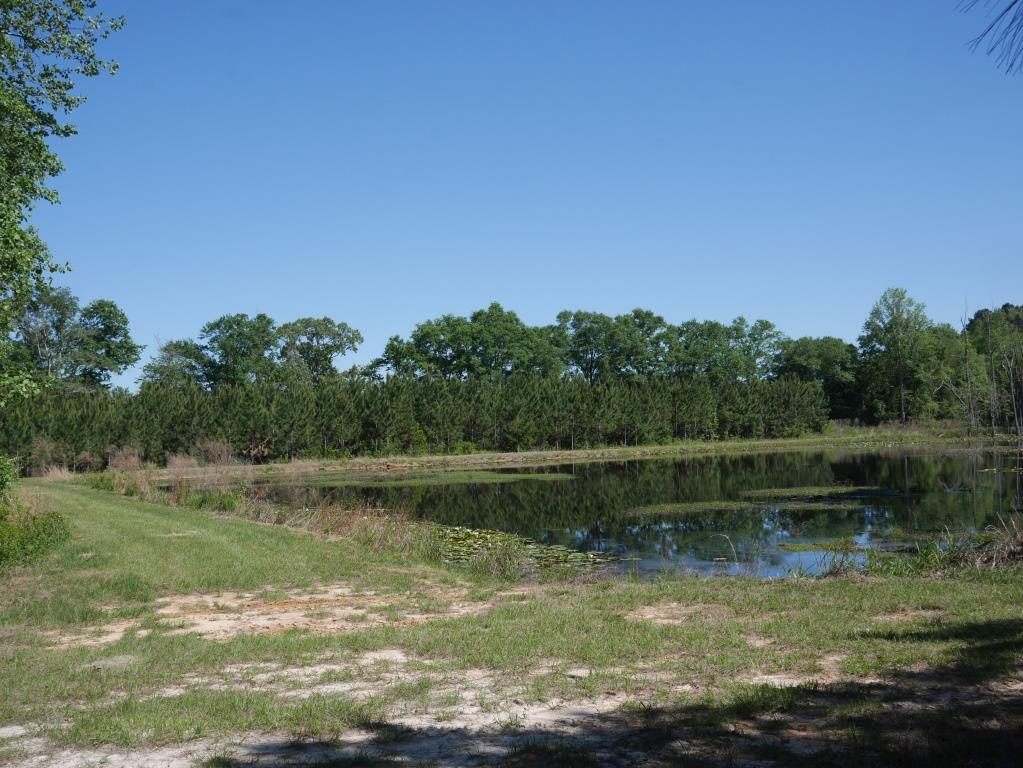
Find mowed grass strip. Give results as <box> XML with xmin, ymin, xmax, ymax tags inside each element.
<box><xmin>1</xmin><ymin>481</ymin><xmax>468</xmax><ymax>629</ymax></box>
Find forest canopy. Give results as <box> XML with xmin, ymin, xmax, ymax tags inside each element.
<box><xmin>3</xmin><ymin>287</ymin><xmax>1020</xmax><ymax>468</ymax></box>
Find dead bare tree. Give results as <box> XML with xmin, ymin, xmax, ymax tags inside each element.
<box><xmin>988</xmin><ymin>314</ymin><xmax>1000</xmax><ymax>441</ymax></box>
<box><xmin>962</xmin><ymin>311</ymin><xmax>978</xmax><ymax>437</ymax></box>
<box><xmin>1002</xmin><ymin>340</ymin><xmax>1023</xmax><ymax>444</ymax></box>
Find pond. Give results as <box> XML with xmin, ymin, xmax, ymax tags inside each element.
<box><xmin>251</xmin><ymin>450</ymin><xmax>1021</xmax><ymax>578</ymax></box>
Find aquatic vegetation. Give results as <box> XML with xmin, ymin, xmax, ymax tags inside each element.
<box><xmin>429</xmin><ymin>524</ymin><xmax>611</xmax><ymax>578</ymax></box>
<box><xmin>289</xmin><ymin>469</ymin><xmax>574</xmax><ymax>489</ymax></box>
<box><xmin>626</xmin><ymin>500</ymin><xmax>759</xmax><ymax>516</ymax></box>
<box><xmin>739</xmin><ymin>485</ymin><xmax>893</xmax><ymax>502</ymax></box>
<box><xmin>628</xmin><ymin>499</ymin><xmax>867</xmax><ymax>518</ymax></box>
<box><xmin>779</xmin><ymin>538</ymin><xmax>859</xmax><ymax>553</ymax></box>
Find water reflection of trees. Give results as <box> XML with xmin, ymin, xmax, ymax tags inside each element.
<box><xmin>263</xmin><ymin>451</ymin><xmax>1016</xmax><ymax>569</ymax></box>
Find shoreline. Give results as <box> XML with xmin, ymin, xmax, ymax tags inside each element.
<box><xmin>140</xmin><ymin>424</ymin><xmax>1008</xmax><ymax>484</ymax></box>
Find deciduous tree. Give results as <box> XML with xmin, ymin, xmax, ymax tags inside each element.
<box><xmin>1</xmin><ymin>0</ymin><xmax>123</xmax><ymax>405</ymax></box>
<box><xmin>278</xmin><ymin>317</ymin><xmax>362</xmax><ymax>379</ymax></box>
<box><xmin>12</xmin><ymin>285</ymin><xmax>141</xmax><ymax>387</ymax></box>
<box><xmin>858</xmin><ymin>288</ymin><xmax>931</xmax><ymax>424</ymax></box>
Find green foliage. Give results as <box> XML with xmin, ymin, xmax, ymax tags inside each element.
<box><xmin>376</xmin><ymin>304</ymin><xmax>787</xmax><ymax>385</ymax></box>
<box><xmin>141</xmin><ymin>312</ymin><xmax>362</xmax><ymax>389</ymax></box>
<box><xmin>1</xmin><ymin>0</ymin><xmax>123</xmax><ymax>391</ymax></box>
<box><xmin>7</xmin><ymin>290</ymin><xmax>1019</xmax><ymax>461</ymax></box>
<box><xmin>777</xmin><ymin>336</ymin><xmax>858</xmax><ymax>420</ymax></box>
<box><xmin>12</xmin><ymin>284</ymin><xmax>142</xmax><ymax>386</ymax></box>
<box><xmin>0</xmin><ymin>479</ymin><xmax>70</xmax><ymax>569</ymax></box>
<box><xmin>139</xmin><ymin>338</ymin><xmax>207</xmax><ymax>388</ymax></box>
<box><xmin>0</xmin><ymin>374</ymin><xmax>829</xmax><ymax>463</ymax></box>
<box><xmin>75</xmin><ymin>298</ymin><xmax>144</xmax><ymax>385</ymax></box>
<box><xmin>278</xmin><ymin>316</ymin><xmax>363</xmax><ymax>379</ymax></box>
<box><xmin>0</xmin><ymin>455</ymin><xmax>17</xmax><ymax>499</ymax></box>
<box><xmin>378</xmin><ymin>302</ymin><xmax>564</xmax><ymax>378</ymax></box>
<box><xmin>857</xmin><ymin>287</ymin><xmax>932</xmax><ymax>423</ymax></box>
<box><xmin>200</xmin><ymin>313</ymin><xmax>279</xmax><ymax>387</ymax></box>
<box><xmin>966</xmin><ymin>303</ymin><xmax>1023</xmax><ymax>436</ymax></box>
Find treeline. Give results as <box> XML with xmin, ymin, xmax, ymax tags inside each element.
<box><xmin>3</xmin><ymin>286</ymin><xmax>1021</xmax><ymax>467</ymax></box>
<box><xmin>2</xmin><ymin>376</ymin><xmax>826</xmax><ymax>468</ymax></box>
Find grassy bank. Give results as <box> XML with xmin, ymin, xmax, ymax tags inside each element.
<box><xmin>143</xmin><ymin>423</ymin><xmax>984</xmax><ymax>486</ymax></box>
<box><xmin>0</xmin><ymin>479</ymin><xmax>1021</xmax><ymax>766</ymax></box>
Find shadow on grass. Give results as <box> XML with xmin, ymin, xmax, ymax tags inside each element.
<box><xmin>199</xmin><ymin>618</ymin><xmax>1023</xmax><ymax>767</ymax></box>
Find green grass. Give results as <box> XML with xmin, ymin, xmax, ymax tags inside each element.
<box><xmin>0</xmin><ymin>482</ymin><xmax>468</xmax><ymax>630</ymax></box>
<box><xmin>62</xmin><ymin>689</ymin><xmax>384</xmax><ymax>747</ymax></box>
<box><xmin>1</xmin><ymin>478</ymin><xmax>1021</xmax><ymax>760</ymax></box>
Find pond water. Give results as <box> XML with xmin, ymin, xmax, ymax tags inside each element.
<box><xmin>254</xmin><ymin>450</ymin><xmax>1021</xmax><ymax>578</ymax></box>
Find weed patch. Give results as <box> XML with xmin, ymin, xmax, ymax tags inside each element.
<box><xmin>0</xmin><ymin>493</ymin><xmax>70</xmax><ymax>570</ymax></box>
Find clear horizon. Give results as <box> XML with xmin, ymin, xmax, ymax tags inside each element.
<box><xmin>29</xmin><ymin>1</ymin><xmax>1021</xmax><ymax>386</ymax></box>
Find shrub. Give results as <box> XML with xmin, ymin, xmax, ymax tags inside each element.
<box><xmin>26</xmin><ymin>436</ymin><xmax>72</xmax><ymax>476</ymax></box>
<box><xmin>84</xmin><ymin>472</ymin><xmax>115</xmax><ymax>492</ymax></box>
<box><xmin>193</xmin><ymin>438</ymin><xmax>235</xmax><ymax>466</ymax></box>
<box><xmin>108</xmin><ymin>446</ymin><xmax>142</xmax><ymax>471</ymax></box>
<box><xmin>0</xmin><ymin>495</ymin><xmax>71</xmax><ymax>570</ymax></box>
<box><xmin>115</xmin><ymin>471</ymin><xmax>152</xmax><ymax>497</ymax></box>
<box><xmin>74</xmin><ymin>450</ymin><xmax>104</xmax><ymax>472</ymax></box>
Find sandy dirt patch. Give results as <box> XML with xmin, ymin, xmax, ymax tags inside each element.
<box><xmin>871</xmin><ymin>608</ymin><xmax>944</xmax><ymax>622</ymax></box>
<box><xmin>625</xmin><ymin>602</ymin><xmax>734</xmax><ymax>625</ymax></box>
<box><xmin>5</xmin><ymin>706</ymin><xmax>634</xmax><ymax>768</ymax></box>
<box><xmin>739</xmin><ymin>653</ymin><xmax>850</xmax><ymax>687</ymax></box>
<box><xmin>45</xmin><ymin>581</ymin><xmax>491</xmax><ymax>648</ymax></box>
<box><xmin>7</xmin><ymin>660</ymin><xmax>1021</xmax><ymax>766</ymax></box>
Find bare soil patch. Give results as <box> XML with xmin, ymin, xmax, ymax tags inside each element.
<box><xmin>871</xmin><ymin>608</ymin><xmax>944</xmax><ymax>622</ymax></box>
<box><xmin>11</xmin><ymin>666</ymin><xmax>1023</xmax><ymax>767</ymax></box>
<box><xmin>625</xmin><ymin>602</ymin><xmax>734</xmax><ymax>625</ymax></box>
<box><xmin>739</xmin><ymin>653</ymin><xmax>849</xmax><ymax>687</ymax></box>
<box><xmin>46</xmin><ymin>581</ymin><xmax>492</xmax><ymax>648</ymax></box>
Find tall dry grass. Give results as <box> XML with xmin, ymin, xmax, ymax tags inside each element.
<box><xmin>977</xmin><ymin>515</ymin><xmax>1023</xmax><ymax>568</ymax></box>
<box><xmin>41</xmin><ymin>466</ymin><xmax>73</xmax><ymax>482</ymax></box>
<box><xmin>307</xmin><ymin>502</ymin><xmax>420</xmax><ymax>555</ymax></box>
<box><xmin>165</xmin><ymin>454</ymin><xmax>199</xmax><ymax>470</ymax></box>
<box><xmin>107</xmin><ymin>446</ymin><xmax>142</xmax><ymax>471</ymax></box>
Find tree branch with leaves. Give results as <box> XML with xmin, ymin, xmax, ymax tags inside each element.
<box><xmin>1</xmin><ymin>0</ymin><xmax>123</xmax><ymax>404</ymax></box>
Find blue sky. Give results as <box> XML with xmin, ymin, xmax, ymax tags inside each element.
<box><xmin>32</xmin><ymin>1</ymin><xmax>1021</xmax><ymax>385</ymax></box>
